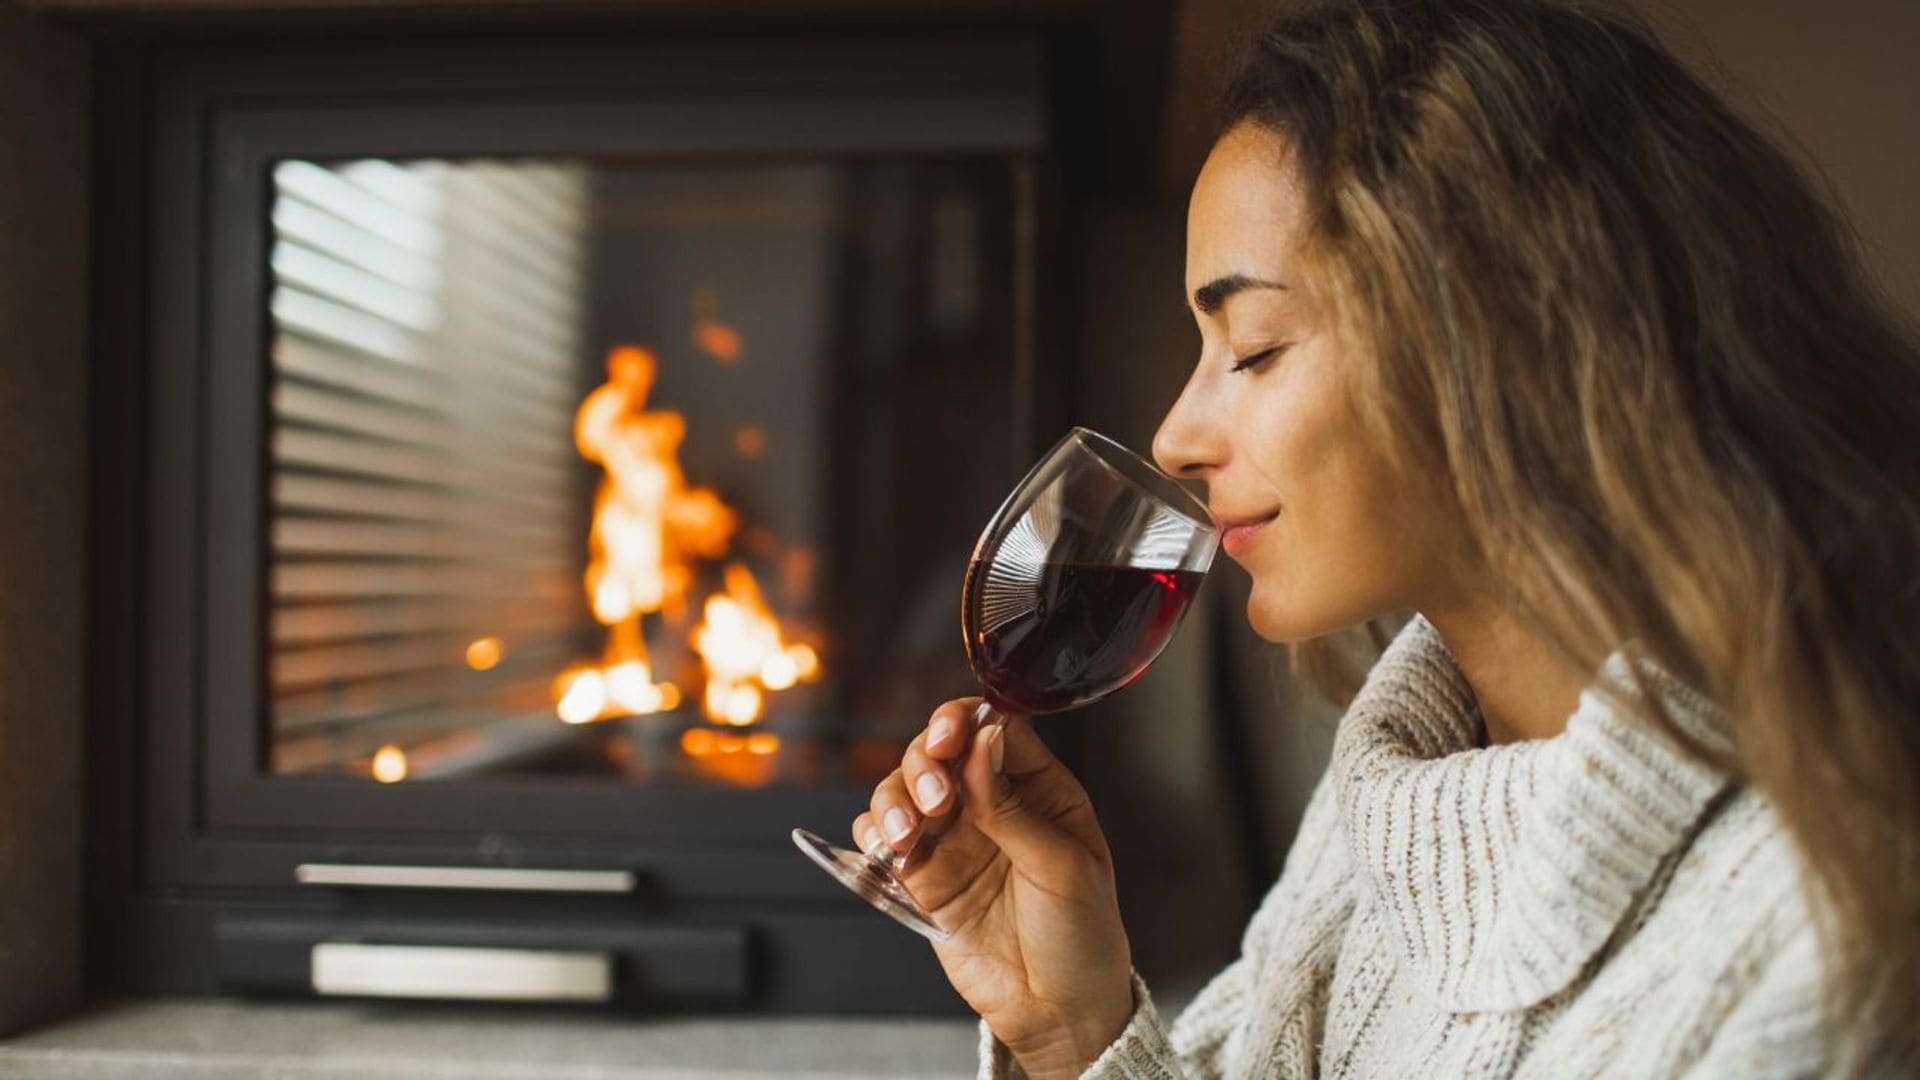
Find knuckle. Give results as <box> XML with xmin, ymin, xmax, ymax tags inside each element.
<box><xmin>924</xmin><ymin>698</ymin><xmax>983</xmax><ymax>744</ymax></box>
<box><xmin>988</xmin><ymin>784</ymin><xmax>1025</xmax><ymax>821</ymax></box>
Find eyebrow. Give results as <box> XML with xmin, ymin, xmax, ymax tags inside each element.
<box><xmin>1190</xmin><ymin>274</ymin><xmax>1288</xmax><ymax>316</ymax></box>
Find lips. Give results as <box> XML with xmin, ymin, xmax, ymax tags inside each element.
<box><xmin>1216</xmin><ymin>511</ymin><xmax>1279</xmax><ymax>558</ymax></box>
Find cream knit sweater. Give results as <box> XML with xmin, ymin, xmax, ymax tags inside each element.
<box><xmin>978</xmin><ymin>616</ymin><xmax>1849</xmax><ymax>1078</ymax></box>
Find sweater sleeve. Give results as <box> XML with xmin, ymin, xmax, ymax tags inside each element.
<box><xmin>977</xmin><ymin>771</ymin><xmax>1353</xmax><ymax>1080</ymax></box>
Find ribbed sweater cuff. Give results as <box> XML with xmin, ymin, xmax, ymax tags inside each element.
<box><xmin>1082</xmin><ymin>971</ymin><xmax>1180</xmax><ymax>1078</ymax></box>
<box><xmin>977</xmin><ymin>971</ymin><xmax>1177</xmax><ymax>1080</ymax></box>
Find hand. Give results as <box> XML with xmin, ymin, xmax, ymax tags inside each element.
<box><xmin>853</xmin><ymin>698</ymin><xmax>1136</xmax><ymax>1078</ymax></box>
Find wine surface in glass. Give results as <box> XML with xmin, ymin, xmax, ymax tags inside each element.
<box><xmin>961</xmin><ymin>561</ymin><xmax>1205</xmax><ymax>714</ymax></box>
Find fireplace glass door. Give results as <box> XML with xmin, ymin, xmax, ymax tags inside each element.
<box><xmin>264</xmin><ymin>154</ymin><xmax>1024</xmax><ymax>794</ymax></box>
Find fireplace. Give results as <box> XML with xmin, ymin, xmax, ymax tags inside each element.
<box><xmin>90</xmin><ymin>27</ymin><xmax>1090</xmax><ymax>1014</ymax></box>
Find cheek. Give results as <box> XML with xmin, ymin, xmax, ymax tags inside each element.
<box><xmin>1242</xmin><ymin>466</ymin><xmax>1411</xmax><ymax>641</ymax></box>
<box><xmin>1236</xmin><ymin>382</ymin><xmax>1431</xmax><ymax>641</ymax></box>
<box><xmin>1231</xmin><ymin>364</ymin><xmax>1338</xmax><ymax>508</ymax></box>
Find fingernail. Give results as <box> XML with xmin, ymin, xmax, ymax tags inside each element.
<box><xmin>987</xmin><ymin>725</ymin><xmax>1006</xmax><ymax>774</ymax></box>
<box><xmin>929</xmin><ymin>715</ymin><xmax>954</xmax><ymax>747</ymax></box>
<box><xmin>915</xmin><ymin>771</ymin><xmax>946</xmax><ymax>810</ymax></box>
<box><xmin>862</xmin><ymin>827</ymin><xmax>883</xmax><ymax>853</ymax></box>
<box><xmin>884</xmin><ymin>807</ymin><xmax>913</xmax><ymax>841</ymax></box>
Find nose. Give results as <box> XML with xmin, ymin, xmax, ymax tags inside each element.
<box><xmin>1152</xmin><ymin>371</ymin><xmax>1225</xmax><ymax>481</ymax></box>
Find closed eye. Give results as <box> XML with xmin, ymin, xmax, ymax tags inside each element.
<box><xmin>1229</xmin><ymin>346</ymin><xmax>1288</xmax><ymax>374</ymax></box>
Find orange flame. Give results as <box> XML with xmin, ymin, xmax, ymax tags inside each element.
<box><xmin>692</xmin><ymin>287</ymin><xmax>745</xmax><ymax>364</ymax></box>
<box><xmin>575</xmin><ymin>345</ymin><xmax>736</xmax><ymax>626</ymax></box>
<box><xmin>555</xmin><ymin>345</ymin><xmax>733</xmax><ymax>724</ymax></box>
<box><xmin>557</xmin><ymin>342</ymin><xmax>821</xmax><ymax>775</ymax></box>
<box><xmin>694</xmin><ymin>319</ymin><xmax>745</xmax><ymax>364</ymax></box>
<box><xmin>465</xmin><ymin>636</ymin><xmax>504</xmax><ymax>671</ymax></box>
<box><xmin>679</xmin><ymin>726</ymin><xmax>781</xmax><ymax>787</ymax></box>
<box><xmin>691</xmin><ymin>562</ymin><xmax>823</xmax><ymax>725</ymax></box>
<box><xmin>733</xmin><ymin>423</ymin><xmax>767</xmax><ymax>459</ymax></box>
<box><xmin>371</xmin><ymin>744</ymin><xmax>409</xmax><ymax>784</ymax></box>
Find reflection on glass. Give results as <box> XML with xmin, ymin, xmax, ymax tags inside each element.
<box><xmin>266</xmin><ymin>157</ymin><xmax>1024</xmax><ymax>790</ymax></box>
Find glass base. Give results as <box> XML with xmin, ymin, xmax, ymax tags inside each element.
<box><xmin>790</xmin><ymin>827</ymin><xmax>952</xmax><ymax>943</ymax></box>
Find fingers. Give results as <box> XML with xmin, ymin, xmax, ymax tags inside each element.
<box><xmin>850</xmin><ymin>811</ymin><xmax>885</xmax><ymax>855</ymax></box>
<box><xmin>903</xmin><ymin>697</ymin><xmax>998</xmax><ymax>818</ymax></box>
<box><xmin>901</xmin><ymin>734</ymin><xmax>955</xmax><ymax>816</ymax></box>
<box><xmin>854</xmin><ymin>765</ymin><xmax>1010</xmax><ymax>916</ymax></box>
<box><xmin>907</xmin><ymin>697</ymin><xmax>995</xmax><ymax>818</ymax></box>
<box><xmin>868</xmin><ymin>768</ymin><xmax>922</xmax><ymax>850</ymax></box>
<box><xmin>956</xmin><ymin>714</ymin><xmax>1109</xmax><ymax>888</ymax></box>
<box><xmin>924</xmin><ymin>697</ymin><xmax>991</xmax><ymax>761</ymax></box>
<box><xmin>850</xmin><ymin>698</ymin><xmax>994</xmax><ymax>857</ymax></box>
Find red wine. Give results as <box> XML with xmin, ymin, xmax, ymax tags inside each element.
<box><xmin>962</xmin><ymin>561</ymin><xmax>1205</xmax><ymax>714</ymax></box>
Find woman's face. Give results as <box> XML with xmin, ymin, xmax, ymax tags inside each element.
<box><xmin>1154</xmin><ymin>122</ymin><xmax>1460</xmax><ymax>641</ymax></box>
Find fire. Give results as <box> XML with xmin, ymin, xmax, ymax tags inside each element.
<box><xmin>465</xmin><ymin>636</ymin><xmax>504</xmax><ymax>671</ymax></box>
<box><xmin>692</xmin><ymin>286</ymin><xmax>745</xmax><ymax>364</ymax></box>
<box><xmin>575</xmin><ymin>345</ymin><xmax>736</xmax><ymax>626</ymax></box>
<box><xmin>554</xmin><ymin>666</ymin><xmax>606</xmax><ymax>725</ymax></box>
<box><xmin>371</xmin><ymin>744</ymin><xmax>409</xmax><ymax>783</ymax></box>
<box><xmin>679</xmin><ymin>727</ymin><xmax>781</xmax><ymax>788</ymax></box>
<box><xmin>692</xmin><ymin>563</ymin><xmax>822</xmax><ymax>725</ymax></box>
<box><xmin>554</xmin><ymin>345</ymin><xmax>732</xmax><ymax>724</ymax></box>
<box><xmin>694</xmin><ymin>319</ymin><xmax>745</xmax><ymax>364</ymax></box>
<box><xmin>555</xmin><ymin>343</ymin><xmax>820</xmax><ymax>750</ymax></box>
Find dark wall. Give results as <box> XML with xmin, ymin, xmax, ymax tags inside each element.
<box><xmin>0</xmin><ymin>0</ymin><xmax>89</xmax><ymax>1037</ymax></box>
<box><xmin>1643</xmin><ymin>0</ymin><xmax>1920</xmax><ymax>318</ymax></box>
<box><xmin>1162</xmin><ymin>0</ymin><xmax>1920</xmax><ymax>317</ymax></box>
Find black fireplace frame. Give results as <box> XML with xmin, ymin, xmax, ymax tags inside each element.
<box><xmin>88</xmin><ymin>26</ymin><xmax>1092</xmax><ymax>1013</ymax></box>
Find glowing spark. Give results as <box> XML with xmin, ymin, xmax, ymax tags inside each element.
<box><xmin>465</xmin><ymin>636</ymin><xmax>504</xmax><ymax>671</ymax></box>
<box><xmin>372</xmin><ymin>745</ymin><xmax>409</xmax><ymax>784</ymax></box>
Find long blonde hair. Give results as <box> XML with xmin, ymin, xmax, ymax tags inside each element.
<box><xmin>1227</xmin><ymin>0</ymin><xmax>1920</xmax><ymax>1059</ymax></box>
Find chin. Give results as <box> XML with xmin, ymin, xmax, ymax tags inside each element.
<box><xmin>1243</xmin><ymin>587</ymin><xmax>1324</xmax><ymax>644</ymax></box>
<box><xmin>1243</xmin><ymin>575</ymin><xmax>1377</xmax><ymax>645</ymax></box>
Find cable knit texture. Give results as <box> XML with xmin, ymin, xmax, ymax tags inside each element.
<box><xmin>977</xmin><ymin>616</ymin><xmax>1851</xmax><ymax>1078</ymax></box>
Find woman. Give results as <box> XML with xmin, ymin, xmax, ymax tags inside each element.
<box><xmin>852</xmin><ymin>0</ymin><xmax>1920</xmax><ymax>1075</ymax></box>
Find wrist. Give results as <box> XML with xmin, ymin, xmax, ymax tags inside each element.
<box><xmin>1005</xmin><ymin>978</ymin><xmax>1137</xmax><ymax>1079</ymax></box>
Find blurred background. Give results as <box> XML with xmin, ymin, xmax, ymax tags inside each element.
<box><xmin>0</xmin><ymin>0</ymin><xmax>1914</xmax><ymax>1074</ymax></box>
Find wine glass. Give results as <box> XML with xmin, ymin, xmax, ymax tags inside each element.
<box><xmin>791</xmin><ymin>426</ymin><xmax>1219</xmax><ymax>942</ymax></box>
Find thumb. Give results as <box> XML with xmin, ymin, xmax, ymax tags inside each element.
<box><xmin>958</xmin><ymin>715</ymin><xmax>1104</xmax><ymax>878</ymax></box>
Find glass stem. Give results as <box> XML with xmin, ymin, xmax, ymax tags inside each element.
<box><xmin>866</xmin><ymin>841</ymin><xmax>905</xmax><ymax>873</ymax></box>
